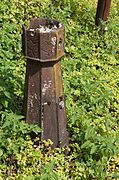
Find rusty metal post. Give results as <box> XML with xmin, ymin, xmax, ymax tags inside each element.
<box><xmin>22</xmin><ymin>18</ymin><xmax>69</xmax><ymax>148</ymax></box>
<box><xmin>95</xmin><ymin>0</ymin><xmax>111</xmax><ymax>26</ymax></box>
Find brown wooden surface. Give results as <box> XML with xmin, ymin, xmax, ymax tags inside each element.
<box><xmin>103</xmin><ymin>0</ymin><xmax>111</xmax><ymax>21</ymax></box>
<box><xmin>25</xmin><ymin>60</ymin><xmax>41</xmax><ymax>124</ymax></box>
<box><xmin>41</xmin><ymin>64</ymin><xmax>58</xmax><ymax>148</ymax></box>
<box><xmin>95</xmin><ymin>0</ymin><xmax>111</xmax><ymax>26</ymax></box>
<box><xmin>23</xmin><ymin>18</ymin><xmax>69</xmax><ymax>148</ymax></box>
<box><xmin>54</xmin><ymin>62</ymin><xmax>69</xmax><ymax>147</ymax></box>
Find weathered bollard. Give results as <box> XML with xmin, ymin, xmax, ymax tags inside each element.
<box><xmin>22</xmin><ymin>18</ymin><xmax>69</xmax><ymax>148</ymax></box>
<box><xmin>95</xmin><ymin>0</ymin><xmax>111</xmax><ymax>26</ymax></box>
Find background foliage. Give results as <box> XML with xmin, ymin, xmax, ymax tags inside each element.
<box><xmin>0</xmin><ymin>0</ymin><xmax>119</xmax><ymax>179</ymax></box>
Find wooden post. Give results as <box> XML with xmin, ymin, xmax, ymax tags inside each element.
<box><xmin>95</xmin><ymin>0</ymin><xmax>111</xmax><ymax>26</ymax></box>
<box><xmin>22</xmin><ymin>18</ymin><xmax>69</xmax><ymax>148</ymax></box>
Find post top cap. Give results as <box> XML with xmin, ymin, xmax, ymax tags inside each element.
<box><xmin>22</xmin><ymin>18</ymin><xmax>64</xmax><ymax>62</ymax></box>
<box><xmin>26</xmin><ymin>18</ymin><xmax>63</xmax><ymax>33</ymax></box>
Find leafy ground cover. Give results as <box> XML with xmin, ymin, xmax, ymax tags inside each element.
<box><xmin>0</xmin><ymin>0</ymin><xmax>119</xmax><ymax>179</ymax></box>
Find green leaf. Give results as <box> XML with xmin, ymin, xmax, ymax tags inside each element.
<box><xmin>81</xmin><ymin>140</ymin><xmax>91</xmax><ymax>149</ymax></box>
<box><xmin>0</xmin><ymin>149</ymin><xmax>3</xmax><ymax>157</ymax></box>
<box><xmin>90</xmin><ymin>145</ymin><xmax>97</xmax><ymax>154</ymax></box>
<box><xmin>2</xmin><ymin>100</ymin><xmax>8</xmax><ymax>108</ymax></box>
<box><xmin>4</xmin><ymin>91</ymin><xmax>11</xmax><ymax>99</ymax></box>
<box><xmin>32</xmin><ymin>125</ymin><xmax>42</xmax><ymax>134</ymax></box>
<box><xmin>85</xmin><ymin>127</ymin><xmax>96</xmax><ymax>140</ymax></box>
<box><xmin>14</xmin><ymin>114</ymin><xmax>24</xmax><ymax>120</ymax></box>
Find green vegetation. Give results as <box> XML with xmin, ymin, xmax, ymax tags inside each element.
<box><xmin>0</xmin><ymin>0</ymin><xmax>119</xmax><ymax>179</ymax></box>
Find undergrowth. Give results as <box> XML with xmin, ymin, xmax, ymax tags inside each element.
<box><xmin>0</xmin><ymin>0</ymin><xmax>119</xmax><ymax>179</ymax></box>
